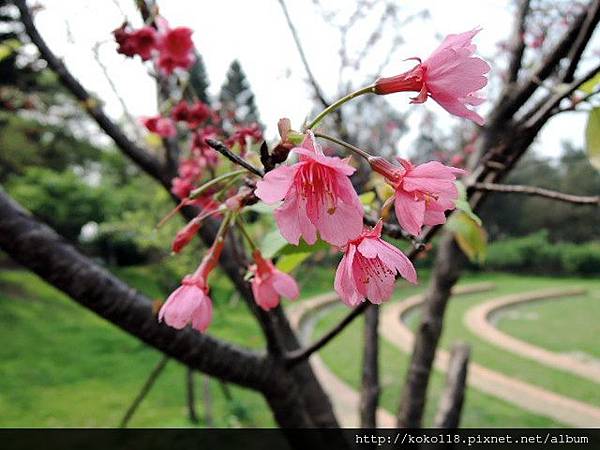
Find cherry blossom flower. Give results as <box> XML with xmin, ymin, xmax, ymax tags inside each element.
<box><xmin>141</xmin><ymin>116</ymin><xmax>176</xmax><ymax>138</ymax></box>
<box><xmin>255</xmin><ymin>133</ymin><xmax>364</xmax><ymax>247</ymax></box>
<box><xmin>370</xmin><ymin>157</ymin><xmax>465</xmax><ymax>236</ymax></box>
<box><xmin>334</xmin><ymin>221</ymin><xmax>417</xmax><ymax>307</ymax></box>
<box><xmin>156</xmin><ymin>25</ymin><xmax>195</xmax><ymax>74</ymax></box>
<box><xmin>374</xmin><ymin>28</ymin><xmax>490</xmax><ymax>125</ymax></box>
<box><xmin>113</xmin><ymin>25</ymin><xmax>157</xmax><ymax>61</ymax></box>
<box><xmin>249</xmin><ymin>250</ymin><xmax>299</xmax><ymax>310</ymax></box>
<box><xmin>159</xmin><ymin>240</ymin><xmax>223</xmax><ymax>332</ymax></box>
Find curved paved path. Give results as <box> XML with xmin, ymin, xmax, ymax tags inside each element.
<box><xmin>380</xmin><ymin>287</ymin><xmax>600</xmax><ymax>427</ymax></box>
<box><xmin>464</xmin><ymin>288</ymin><xmax>600</xmax><ymax>384</ymax></box>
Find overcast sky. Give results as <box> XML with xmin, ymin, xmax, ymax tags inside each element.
<box><xmin>32</xmin><ymin>0</ymin><xmax>591</xmax><ymax>158</ymax></box>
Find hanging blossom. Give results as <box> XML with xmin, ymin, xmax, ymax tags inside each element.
<box><xmin>249</xmin><ymin>250</ymin><xmax>299</xmax><ymax>310</ymax></box>
<box><xmin>159</xmin><ymin>238</ymin><xmax>224</xmax><ymax>332</ymax></box>
<box><xmin>156</xmin><ymin>20</ymin><xmax>195</xmax><ymax>75</ymax></box>
<box><xmin>171</xmin><ymin>100</ymin><xmax>216</xmax><ymax>129</ymax></box>
<box><xmin>334</xmin><ymin>221</ymin><xmax>417</xmax><ymax>307</ymax></box>
<box><xmin>370</xmin><ymin>157</ymin><xmax>465</xmax><ymax>237</ymax></box>
<box><xmin>255</xmin><ymin>133</ymin><xmax>364</xmax><ymax>247</ymax></box>
<box><xmin>374</xmin><ymin>28</ymin><xmax>490</xmax><ymax>125</ymax></box>
<box><xmin>226</xmin><ymin>124</ymin><xmax>263</xmax><ymax>156</ymax></box>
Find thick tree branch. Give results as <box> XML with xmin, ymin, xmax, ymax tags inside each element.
<box><xmin>14</xmin><ymin>0</ymin><xmax>169</xmax><ymax>185</ymax></box>
<box><xmin>563</xmin><ymin>0</ymin><xmax>600</xmax><ymax>83</ymax></box>
<box><xmin>493</xmin><ymin>4</ymin><xmax>590</xmax><ymax>123</ymax></box>
<box><xmin>506</xmin><ymin>0</ymin><xmax>531</xmax><ymax>84</ymax></box>
<box><xmin>0</xmin><ymin>190</ymin><xmax>269</xmax><ymax>388</ymax></box>
<box><xmin>473</xmin><ymin>182</ymin><xmax>600</xmax><ymax>205</ymax></box>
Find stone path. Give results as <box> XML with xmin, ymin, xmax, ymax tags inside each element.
<box><xmin>290</xmin><ymin>284</ymin><xmax>600</xmax><ymax>428</ymax></box>
<box><xmin>380</xmin><ymin>287</ymin><xmax>600</xmax><ymax>427</ymax></box>
<box><xmin>463</xmin><ymin>288</ymin><xmax>600</xmax><ymax>384</ymax></box>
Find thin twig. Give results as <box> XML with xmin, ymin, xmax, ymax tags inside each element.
<box><xmin>119</xmin><ymin>355</ymin><xmax>169</xmax><ymax>427</ymax></box>
<box><xmin>205</xmin><ymin>139</ymin><xmax>264</xmax><ymax>177</ymax></box>
<box><xmin>433</xmin><ymin>343</ymin><xmax>470</xmax><ymax>428</ymax></box>
<box><xmin>473</xmin><ymin>182</ymin><xmax>600</xmax><ymax>205</ymax></box>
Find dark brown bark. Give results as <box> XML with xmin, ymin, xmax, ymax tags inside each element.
<box><xmin>360</xmin><ymin>305</ymin><xmax>380</xmax><ymax>428</ymax></box>
<box><xmin>434</xmin><ymin>343</ymin><xmax>470</xmax><ymax>429</ymax></box>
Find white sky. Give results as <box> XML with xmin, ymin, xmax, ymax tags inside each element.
<box><xmin>32</xmin><ymin>0</ymin><xmax>590</xmax><ymax>158</ymax></box>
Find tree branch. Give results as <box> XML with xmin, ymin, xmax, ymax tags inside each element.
<box><xmin>205</xmin><ymin>139</ymin><xmax>264</xmax><ymax>177</ymax></box>
<box><xmin>506</xmin><ymin>0</ymin><xmax>531</xmax><ymax>84</ymax></box>
<box><xmin>119</xmin><ymin>355</ymin><xmax>169</xmax><ymax>427</ymax></box>
<box><xmin>277</xmin><ymin>0</ymin><xmax>330</xmax><ymax>109</ymax></box>
<box><xmin>14</xmin><ymin>0</ymin><xmax>169</xmax><ymax>184</ymax></box>
<box><xmin>473</xmin><ymin>182</ymin><xmax>600</xmax><ymax>205</ymax></box>
<box><xmin>563</xmin><ymin>0</ymin><xmax>600</xmax><ymax>83</ymax></box>
<box><xmin>360</xmin><ymin>305</ymin><xmax>380</xmax><ymax>428</ymax></box>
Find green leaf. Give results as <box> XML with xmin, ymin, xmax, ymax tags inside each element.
<box><xmin>447</xmin><ymin>212</ymin><xmax>487</xmax><ymax>264</ymax></box>
<box><xmin>359</xmin><ymin>191</ymin><xmax>376</xmax><ymax>206</ymax></box>
<box><xmin>276</xmin><ymin>252</ymin><xmax>312</xmax><ymax>273</ymax></box>
<box><xmin>580</xmin><ymin>72</ymin><xmax>600</xmax><ymax>95</ymax></box>
<box><xmin>245</xmin><ymin>202</ymin><xmax>277</xmax><ymax>214</ymax></box>
<box><xmin>454</xmin><ymin>181</ymin><xmax>482</xmax><ymax>225</ymax></box>
<box><xmin>585</xmin><ymin>107</ymin><xmax>600</xmax><ymax>171</ymax></box>
<box><xmin>260</xmin><ymin>228</ymin><xmax>289</xmax><ymax>259</ymax></box>
<box><xmin>278</xmin><ymin>238</ymin><xmax>329</xmax><ymax>256</ymax></box>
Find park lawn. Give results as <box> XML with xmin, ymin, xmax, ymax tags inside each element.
<box><xmin>314</xmin><ymin>297</ymin><xmax>562</xmax><ymax>428</ymax></box>
<box><xmin>402</xmin><ymin>272</ymin><xmax>600</xmax><ymax>409</ymax></box>
<box><xmin>496</xmin><ymin>293</ymin><xmax>600</xmax><ymax>360</ymax></box>
<box><xmin>0</xmin><ymin>268</ymin><xmax>275</xmax><ymax>427</ymax></box>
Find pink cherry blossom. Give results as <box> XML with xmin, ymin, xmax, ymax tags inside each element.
<box><xmin>250</xmin><ymin>250</ymin><xmax>299</xmax><ymax>310</ymax></box>
<box><xmin>156</xmin><ymin>25</ymin><xmax>195</xmax><ymax>74</ymax></box>
<box><xmin>374</xmin><ymin>28</ymin><xmax>490</xmax><ymax>125</ymax></box>
<box><xmin>141</xmin><ymin>116</ymin><xmax>177</xmax><ymax>138</ymax></box>
<box><xmin>113</xmin><ymin>25</ymin><xmax>157</xmax><ymax>61</ymax></box>
<box><xmin>255</xmin><ymin>133</ymin><xmax>363</xmax><ymax>247</ymax></box>
<box><xmin>334</xmin><ymin>221</ymin><xmax>417</xmax><ymax>307</ymax></box>
<box><xmin>159</xmin><ymin>239</ymin><xmax>223</xmax><ymax>332</ymax></box>
<box><xmin>370</xmin><ymin>157</ymin><xmax>465</xmax><ymax>236</ymax></box>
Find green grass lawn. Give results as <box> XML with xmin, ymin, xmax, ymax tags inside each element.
<box><xmin>496</xmin><ymin>293</ymin><xmax>600</xmax><ymax>360</ymax></box>
<box><xmin>403</xmin><ymin>273</ymin><xmax>600</xmax><ymax>409</ymax></box>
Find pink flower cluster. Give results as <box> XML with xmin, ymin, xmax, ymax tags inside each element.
<box><xmin>113</xmin><ymin>18</ymin><xmax>195</xmax><ymax>75</ymax></box>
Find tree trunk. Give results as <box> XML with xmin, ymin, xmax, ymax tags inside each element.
<box><xmin>397</xmin><ymin>233</ymin><xmax>466</xmax><ymax>427</ymax></box>
<box><xmin>434</xmin><ymin>343</ymin><xmax>470</xmax><ymax>428</ymax></box>
<box><xmin>360</xmin><ymin>305</ymin><xmax>380</xmax><ymax>428</ymax></box>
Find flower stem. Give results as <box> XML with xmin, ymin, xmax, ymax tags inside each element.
<box><xmin>306</xmin><ymin>85</ymin><xmax>375</xmax><ymax>130</ymax></box>
<box><xmin>314</xmin><ymin>132</ymin><xmax>373</xmax><ymax>161</ymax></box>
<box><xmin>189</xmin><ymin>169</ymin><xmax>247</xmax><ymax>199</ymax></box>
<box><xmin>235</xmin><ymin>216</ymin><xmax>258</xmax><ymax>251</ymax></box>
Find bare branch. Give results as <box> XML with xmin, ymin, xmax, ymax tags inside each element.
<box><xmin>433</xmin><ymin>343</ymin><xmax>470</xmax><ymax>428</ymax></box>
<box><xmin>278</xmin><ymin>0</ymin><xmax>330</xmax><ymax>109</ymax></box>
<box><xmin>563</xmin><ymin>0</ymin><xmax>600</xmax><ymax>83</ymax></box>
<box><xmin>15</xmin><ymin>0</ymin><xmax>169</xmax><ymax>184</ymax></box>
<box><xmin>205</xmin><ymin>139</ymin><xmax>264</xmax><ymax>177</ymax></box>
<box><xmin>506</xmin><ymin>0</ymin><xmax>531</xmax><ymax>84</ymax></box>
<box><xmin>473</xmin><ymin>182</ymin><xmax>600</xmax><ymax>205</ymax></box>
